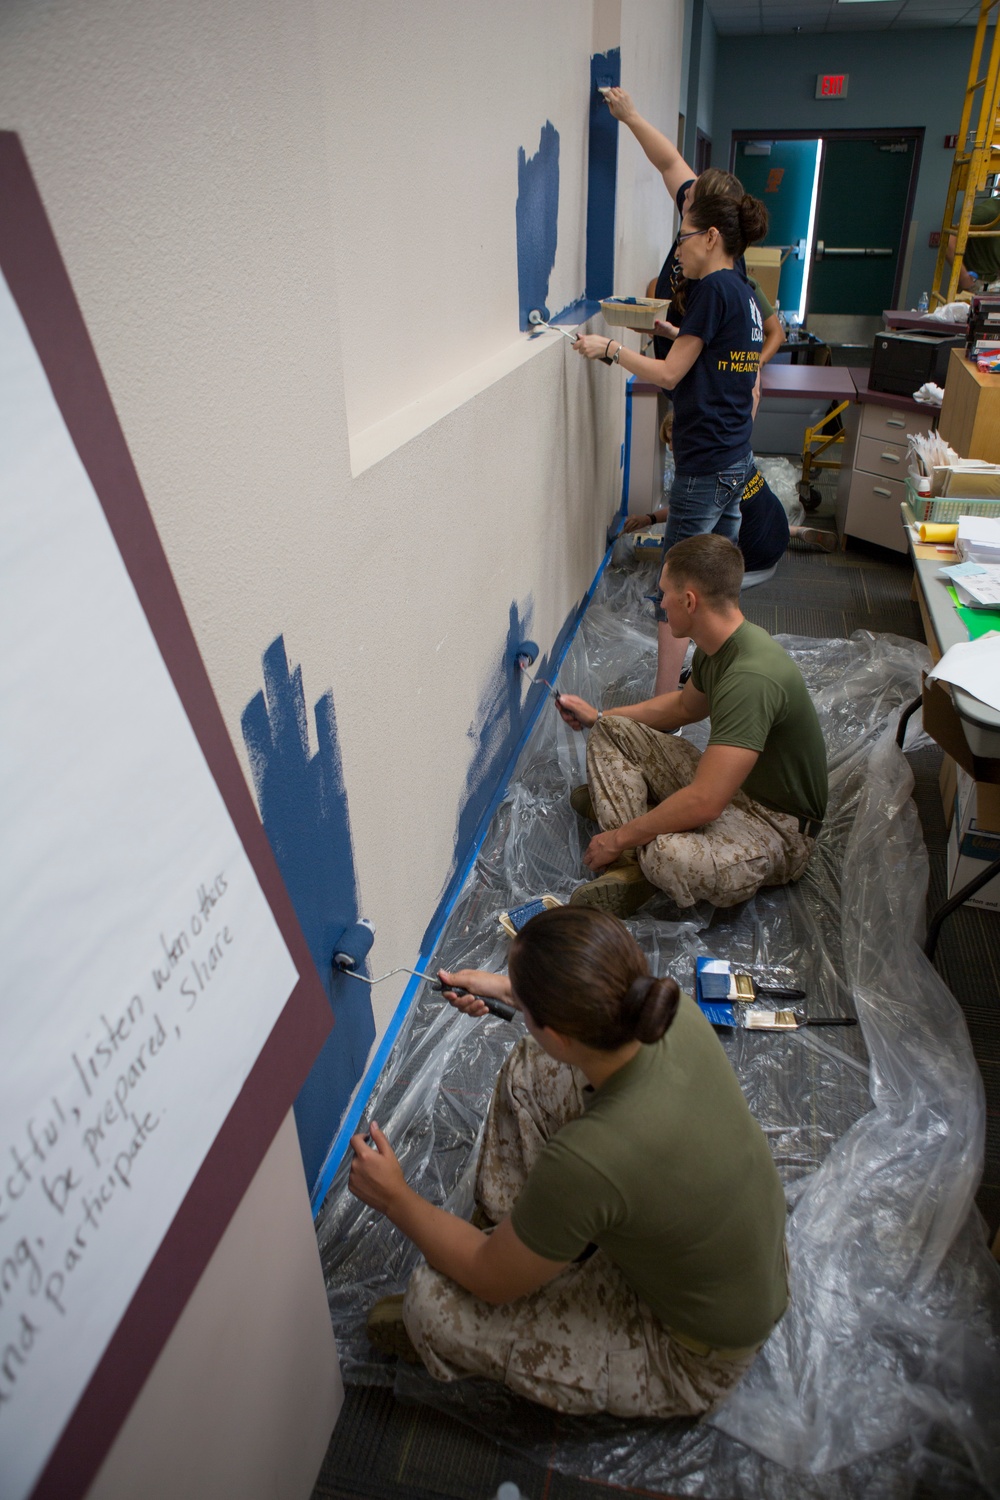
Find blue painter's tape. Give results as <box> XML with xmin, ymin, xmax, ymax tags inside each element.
<box><xmin>310</xmin><ymin>539</ymin><xmax>623</xmax><ymax>1216</ymax></box>
<box><xmin>516</xmin><ymin>121</ymin><xmax>560</xmax><ymax>331</ymax></box>
<box><xmin>585</xmin><ymin>49</ymin><xmax>620</xmax><ymax>302</ymax></box>
<box><xmin>241</xmin><ymin>638</ymin><xmax>375</xmax><ymax>1195</ymax></box>
<box><xmin>621</xmin><ymin>374</ymin><xmax>634</xmax><ymax>518</ymax></box>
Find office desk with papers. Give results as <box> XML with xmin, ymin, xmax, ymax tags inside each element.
<box><xmin>901</xmin><ymin>507</ymin><xmax>1000</xmax><ymax>953</ymax></box>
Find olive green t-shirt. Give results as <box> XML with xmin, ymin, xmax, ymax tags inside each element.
<box><xmin>746</xmin><ymin>274</ymin><xmax>774</xmax><ymax>323</ymax></box>
<box><xmin>509</xmin><ymin>996</ymin><xmax>789</xmax><ymax>1349</ymax></box>
<box><xmin>963</xmin><ymin>195</ymin><xmax>1000</xmax><ymax>283</ymax></box>
<box><xmin>690</xmin><ymin>620</ymin><xmax>828</xmax><ymax>824</ymax></box>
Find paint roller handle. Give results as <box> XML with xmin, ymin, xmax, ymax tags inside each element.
<box><xmin>431</xmin><ymin>981</ymin><xmax>517</xmax><ymax>1024</ymax></box>
<box><xmin>481</xmin><ymin>996</ymin><xmax>517</xmax><ymax>1022</ymax></box>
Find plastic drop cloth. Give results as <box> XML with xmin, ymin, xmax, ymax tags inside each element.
<box><xmin>756</xmin><ymin>455</ymin><xmax>806</xmax><ymax>528</ymax></box>
<box><xmin>660</xmin><ymin>450</ymin><xmax>805</xmax><ymax>527</ymax></box>
<box><xmin>316</xmin><ymin>549</ymin><xmax>1000</xmax><ymax>1499</ymax></box>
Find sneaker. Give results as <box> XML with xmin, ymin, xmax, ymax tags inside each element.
<box><xmin>366</xmin><ymin>1294</ymin><xmax>422</xmax><ymax>1363</ymax></box>
<box><xmin>793</xmin><ymin>527</ymin><xmax>837</xmax><ymax>552</ymax></box>
<box><xmin>570</xmin><ymin>784</ymin><xmax>596</xmax><ymax>821</ymax></box>
<box><xmin>569</xmin><ymin>861</ymin><xmax>657</xmax><ymax>919</ymax></box>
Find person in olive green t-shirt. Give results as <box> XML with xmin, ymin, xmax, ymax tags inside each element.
<box><xmin>349</xmin><ymin>906</ymin><xmax>789</xmax><ymax>1417</ymax></box>
<box><xmin>557</xmin><ymin>532</ymin><xmax>828</xmax><ymax>915</ymax></box>
<box><xmin>947</xmin><ymin>193</ymin><xmax>1000</xmax><ymax>291</ymax></box>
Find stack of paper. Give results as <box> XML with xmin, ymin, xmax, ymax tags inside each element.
<box><xmin>941</xmin><ymin>559</ymin><xmax>1000</xmax><ymax>608</ymax></box>
<box><xmin>957</xmin><ymin>516</ymin><xmax>1000</xmax><ymax>563</ymax></box>
<box><xmin>927</xmin><ymin>634</ymin><xmax>1000</xmax><ymax>713</ymax></box>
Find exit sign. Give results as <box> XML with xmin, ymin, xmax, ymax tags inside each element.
<box><xmin>816</xmin><ymin>73</ymin><xmax>849</xmax><ymax>98</ymax></box>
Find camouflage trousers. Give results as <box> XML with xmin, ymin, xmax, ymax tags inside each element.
<box><xmin>587</xmin><ymin>716</ymin><xmax>815</xmax><ymax>908</ymax></box>
<box><xmin>402</xmin><ymin>1037</ymin><xmax>762</xmax><ymax>1417</ymax></box>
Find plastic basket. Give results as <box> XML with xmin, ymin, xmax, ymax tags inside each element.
<box><xmin>904</xmin><ymin>476</ymin><xmax>1000</xmax><ymax>522</ymax></box>
<box><xmin>600</xmin><ymin>296</ymin><xmax>670</xmax><ymax>330</ymax></box>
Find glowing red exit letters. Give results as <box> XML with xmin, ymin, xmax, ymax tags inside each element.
<box><xmin>816</xmin><ymin>73</ymin><xmax>848</xmax><ymax>98</ymax></box>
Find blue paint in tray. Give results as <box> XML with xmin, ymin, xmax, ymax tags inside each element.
<box><xmin>241</xmin><ymin>636</ymin><xmax>375</xmax><ymax>1193</ymax></box>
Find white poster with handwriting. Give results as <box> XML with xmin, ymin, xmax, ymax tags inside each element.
<box><xmin>0</xmin><ymin>272</ymin><xmax>299</xmax><ymax>1499</ymax></box>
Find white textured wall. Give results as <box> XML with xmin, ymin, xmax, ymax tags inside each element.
<box><xmin>1</xmin><ymin>0</ymin><xmax>680</xmax><ymax>1061</ymax></box>
<box><xmin>617</xmin><ymin>0</ymin><xmax>687</xmax><ymax>295</ymax></box>
<box><xmin>318</xmin><ymin>0</ymin><xmax>591</xmax><ymax>442</ymax></box>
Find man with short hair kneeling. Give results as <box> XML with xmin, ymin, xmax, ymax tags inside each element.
<box><xmin>557</xmin><ymin>533</ymin><xmax>828</xmax><ymax>915</ymax></box>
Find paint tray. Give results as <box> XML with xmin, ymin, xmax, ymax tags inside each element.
<box><xmin>600</xmin><ymin>296</ymin><xmax>670</xmax><ymax>329</ymax></box>
<box><xmin>497</xmin><ymin>894</ymin><xmax>563</xmax><ymax>938</ymax></box>
<box><xmin>632</xmin><ymin>529</ymin><xmax>663</xmax><ymax>557</ymax></box>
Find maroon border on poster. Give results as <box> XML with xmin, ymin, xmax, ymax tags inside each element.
<box><xmin>0</xmin><ymin>132</ymin><xmax>334</xmax><ymax>1500</ymax></box>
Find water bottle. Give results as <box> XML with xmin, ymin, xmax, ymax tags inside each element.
<box><xmin>788</xmin><ymin>315</ymin><xmax>800</xmax><ymax>342</ymax></box>
<box><xmin>917</xmin><ymin>290</ymin><xmax>929</xmax><ymax>313</ymax></box>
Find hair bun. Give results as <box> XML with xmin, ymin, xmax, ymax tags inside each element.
<box><xmin>737</xmin><ymin>193</ymin><xmax>769</xmax><ymax>248</ymax></box>
<box><xmin>624</xmin><ymin>975</ymin><xmax>680</xmax><ymax>1043</ymax></box>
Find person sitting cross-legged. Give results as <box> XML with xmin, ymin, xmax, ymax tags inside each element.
<box><xmin>557</xmin><ymin>532</ymin><xmax>828</xmax><ymax>915</ymax></box>
<box><xmin>351</xmin><ymin>905</ymin><xmax>790</xmax><ymax>1418</ymax></box>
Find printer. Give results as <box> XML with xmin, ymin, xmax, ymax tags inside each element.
<box><xmin>869</xmin><ymin>330</ymin><xmax>965</xmax><ymax>397</ymax></box>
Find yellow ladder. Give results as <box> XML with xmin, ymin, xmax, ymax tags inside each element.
<box><xmin>931</xmin><ymin>0</ymin><xmax>1000</xmax><ymax>306</ymax></box>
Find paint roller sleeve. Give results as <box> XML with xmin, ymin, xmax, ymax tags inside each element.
<box><xmin>332</xmin><ymin>919</ymin><xmax>376</xmax><ymax>973</ymax></box>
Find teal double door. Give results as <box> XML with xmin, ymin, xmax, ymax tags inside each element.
<box><xmin>735</xmin><ymin>132</ymin><xmax>922</xmax><ymax>318</ymax></box>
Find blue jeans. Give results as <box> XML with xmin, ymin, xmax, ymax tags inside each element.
<box><xmin>663</xmin><ymin>451</ymin><xmax>754</xmax><ymax>551</ymax></box>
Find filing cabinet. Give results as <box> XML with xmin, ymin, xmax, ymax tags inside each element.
<box><xmin>835</xmin><ymin>398</ymin><xmax>935</xmax><ymax>552</ymax></box>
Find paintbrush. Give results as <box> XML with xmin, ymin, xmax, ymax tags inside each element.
<box><xmin>698</xmin><ymin>1001</ymin><xmax>858</xmax><ymax>1031</ymax></box>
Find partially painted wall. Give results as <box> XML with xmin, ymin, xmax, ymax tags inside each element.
<box><xmin>0</xmin><ymin>0</ymin><xmax>681</xmax><ymax>1196</ymax></box>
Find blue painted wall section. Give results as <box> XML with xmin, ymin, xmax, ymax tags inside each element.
<box><xmin>420</xmin><ymin>597</ymin><xmax>579</xmax><ymax>955</ymax></box>
<box><xmin>422</xmin><ymin>600</ymin><xmax>547</xmax><ymax>950</ymax></box>
<box><xmin>586</xmin><ymin>48</ymin><xmax>620</xmax><ymax>301</ymax></box>
<box><xmin>516</xmin><ymin>121</ymin><xmax>560</xmax><ymax>330</ymax></box>
<box><xmin>242</xmin><ymin>636</ymin><xmax>375</xmax><ymax>1192</ymax></box>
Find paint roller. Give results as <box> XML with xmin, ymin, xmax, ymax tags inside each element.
<box><xmin>527</xmin><ymin>309</ymin><xmax>579</xmax><ymax>343</ymax></box>
<box><xmin>332</xmin><ymin>921</ymin><xmax>517</xmax><ymax>1022</ymax></box>
<box><xmin>514</xmin><ymin>639</ymin><xmax>561</xmax><ymax>701</ymax></box>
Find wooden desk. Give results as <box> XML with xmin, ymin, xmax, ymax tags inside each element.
<box><xmin>908</xmin><ymin>547</ymin><xmax>1000</xmax><ymax>758</ymax></box>
<box><xmin>900</xmin><ymin>504</ymin><xmax>1000</xmax><ymax>958</ymax></box>
<box><xmin>938</xmin><ymin>348</ymin><xmax>1000</xmax><ymax>462</ymax></box>
<box><xmin>883</xmin><ymin>308</ymin><xmax>948</xmax><ymax>331</ymax></box>
<box><xmin>760</xmin><ymin>365</ymin><xmax>857</xmax><ymax>400</ymax></box>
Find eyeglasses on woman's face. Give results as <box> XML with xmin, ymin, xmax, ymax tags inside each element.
<box><xmin>676</xmin><ymin>227</ymin><xmax>710</xmax><ymax>244</ymax></box>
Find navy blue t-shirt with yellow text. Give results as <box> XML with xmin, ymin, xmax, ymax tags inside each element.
<box><xmin>672</xmin><ymin>268</ymin><xmax>762</xmax><ymax>474</ymax></box>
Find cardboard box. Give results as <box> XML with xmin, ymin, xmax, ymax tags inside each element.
<box><xmin>946</xmin><ymin>768</ymin><xmax>1000</xmax><ymax>911</ymax></box>
<box><xmin>955</xmin><ymin>765</ymin><xmax>1000</xmax><ymax>831</ymax></box>
<box><xmin>745</xmin><ymin>247</ymin><xmax>781</xmax><ymax>307</ymax></box>
<box><xmin>921</xmin><ymin>675</ymin><xmax>1000</xmax><ymax>785</ymax></box>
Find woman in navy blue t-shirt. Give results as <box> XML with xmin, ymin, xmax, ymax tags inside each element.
<box><xmin>574</xmin><ymin>190</ymin><xmax>768</xmax><ymax>691</ymax></box>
